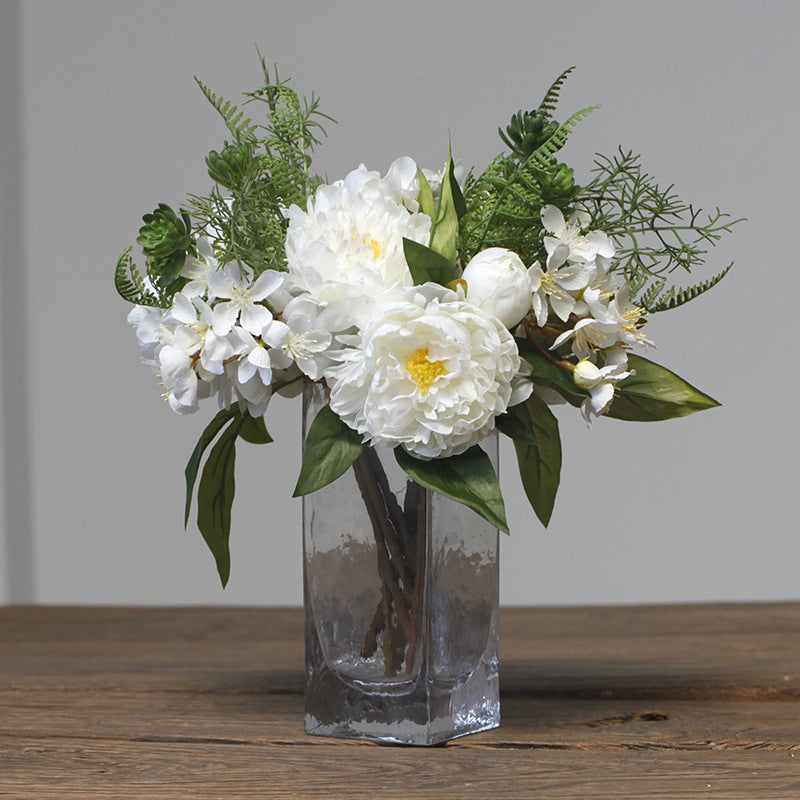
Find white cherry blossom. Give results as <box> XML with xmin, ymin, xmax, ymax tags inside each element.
<box><xmin>208</xmin><ymin>264</ymin><xmax>285</xmax><ymax>336</ymax></box>
<box><xmin>541</xmin><ymin>205</ymin><xmax>614</xmax><ymax>264</ymax></box>
<box><xmin>573</xmin><ymin>348</ymin><xmax>633</xmax><ymax>424</ymax></box>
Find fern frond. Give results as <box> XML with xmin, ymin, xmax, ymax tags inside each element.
<box><xmin>537</xmin><ymin>66</ymin><xmax>575</xmax><ymax>120</ymax></box>
<box><xmin>194</xmin><ymin>77</ymin><xmax>258</xmax><ymax>143</ymax></box>
<box><xmin>645</xmin><ymin>263</ymin><xmax>733</xmax><ymax>312</ymax></box>
<box><xmin>527</xmin><ymin>105</ymin><xmax>599</xmax><ymax>170</ymax></box>
<box><xmin>637</xmin><ymin>278</ymin><xmax>666</xmax><ymax>311</ymax></box>
<box><xmin>462</xmin><ymin>106</ymin><xmax>596</xmax><ymax>261</ymax></box>
<box><xmin>114</xmin><ymin>247</ymin><xmax>169</xmax><ymax>307</ymax></box>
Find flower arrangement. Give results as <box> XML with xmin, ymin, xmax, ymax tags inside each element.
<box><xmin>117</xmin><ymin>62</ymin><xmax>739</xmax><ymax>586</ymax></box>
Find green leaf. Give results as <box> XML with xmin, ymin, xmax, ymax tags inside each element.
<box><xmin>448</xmin><ymin>157</ymin><xmax>467</xmax><ymax>220</ymax></box>
<box><xmin>184</xmin><ymin>407</ymin><xmax>239</xmax><ymax>527</ymax></box>
<box><xmin>417</xmin><ymin>168</ymin><xmax>435</xmax><ymax>218</ymax></box>
<box><xmin>402</xmin><ymin>238</ymin><xmax>459</xmax><ymax>287</ymax></box>
<box><xmin>293</xmin><ymin>404</ymin><xmax>366</xmax><ymax>497</ymax></box>
<box><xmin>196</xmin><ymin>416</ymin><xmax>243</xmax><ymax>587</ymax></box>
<box><xmin>238</xmin><ymin>414</ymin><xmax>273</xmax><ymax>444</ymax></box>
<box><xmin>607</xmin><ymin>355</ymin><xmax>720</xmax><ymax>422</ymax></box>
<box><xmin>495</xmin><ymin>406</ymin><xmax>538</xmax><ymax>444</ymax></box>
<box><xmin>507</xmin><ymin>394</ymin><xmax>562</xmax><ymax>527</ymax></box>
<box><xmin>516</xmin><ymin>338</ymin><xmax>588</xmax><ymax>407</ymax></box>
<box><xmin>395</xmin><ymin>445</ymin><xmax>509</xmax><ymax>534</ymax></box>
<box><xmin>428</xmin><ymin>145</ymin><xmax>460</xmax><ymax>264</ymax></box>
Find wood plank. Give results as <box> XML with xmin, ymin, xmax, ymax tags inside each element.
<box><xmin>1</xmin><ymin>738</ymin><xmax>799</xmax><ymax>799</ymax></box>
<box><xmin>1</xmin><ymin>604</ymin><xmax>799</xmax><ymax>798</ymax></box>
<box><xmin>1</xmin><ymin>690</ymin><xmax>799</xmax><ymax>750</ymax></box>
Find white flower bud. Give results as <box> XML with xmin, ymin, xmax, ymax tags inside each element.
<box><xmin>462</xmin><ymin>248</ymin><xmax>532</xmax><ymax>328</ymax></box>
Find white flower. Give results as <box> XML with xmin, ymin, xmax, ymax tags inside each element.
<box><xmin>284</xmin><ymin>162</ymin><xmax>431</xmax><ymax>329</ymax></box>
<box><xmin>541</xmin><ymin>205</ymin><xmax>614</xmax><ymax>263</ymax></box>
<box><xmin>168</xmin><ymin>294</ymin><xmax>236</xmax><ymax>375</ymax></box>
<box><xmin>232</xmin><ymin>320</ymin><xmax>291</xmax><ymax>387</ymax></box>
<box><xmin>603</xmin><ymin>283</ymin><xmax>655</xmax><ymax>349</ymax></box>
<box><xmin>462</xmin><ymin>248</ymin><xmax>532</xmax><ymax>328</ymax></box>
<box><xmin>573</xmin><ymin>348</ymin><xmax>632</xmax><ymax>424</ymax></box>
<box><xmin>180</xmin><ymin>237</ymin><xmax>218</xmax><ymax>299</ymax></box>
<box><xmin>381</xmin><ymin>156</ymin><xmax>422</xmax><ymax>211</ymax></box>
<box><xmin>279</xmin><ymin>296</ymin><xmax>334</xmax><ymax>380</ymax></box>
<box><xmin>128</xmin><ymin>305</ymin><xmax>168</xmax><ymax>369</ymax></box>
<box><xmin>326</xmin><ymin>285</ymin><xmax>520</xmax><ymax>459</ymax></box>
<box><xmin>539</xmin><ymin>243</ymin><xmax>597</xmax><ymax>322</ymax></box>
<box><xmin>208</xmin><ymin>264</ymin><xmax>285</xmax><ymax>336</ymax></box>
<box><xmin>526</xmin><ymin>261</ymin><xmax>549</xmax><ymax>327</ymax></box>
<box><xmin>551</xmin><ymin>315</ymin><xmax>622</xmax><ymax>360</ymax></box>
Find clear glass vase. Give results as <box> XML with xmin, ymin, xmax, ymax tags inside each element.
<box><xmin>302</xmin><ymin>382</ymin><xmax>500</xmax><ymax>745</ymax></box>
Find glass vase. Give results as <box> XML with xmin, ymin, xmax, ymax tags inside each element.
<box><xmin>302</xmin><ymin>382</ymin><xmax>500</xmax><ymax>745</ymax></box>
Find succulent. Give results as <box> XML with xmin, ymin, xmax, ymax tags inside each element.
<box><xmin>136</xmin><ymin>203</ymin><xmax>194</xmax><ymax>288</ymax></box>
<box><xmin>499</xmin><ymin>109</ymin><xmax>560</xmax><ymax>162</ymax></box>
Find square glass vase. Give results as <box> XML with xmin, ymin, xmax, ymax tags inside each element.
<box><xmin>302</xmin><ymin>382</ymin><xmax>500</xmax><ymax>745</ymax></box>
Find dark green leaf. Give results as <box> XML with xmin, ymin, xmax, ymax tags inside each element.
<box><xmin>293</xmin><ymin>404</ymin><xmax>366</xmax><ymax>496</ymax></box>
<box><xmin>184</xmin><ymin>407</ymin><xmax>239</xmax><ymax>526</ymax></box>
<box><xmin>428</xmin><ymin>146</ymin><xmax>460</xmax><ymax>264</ymax></box>
<box><xmin>395</xmin><ymin>445</ymin><xmax>509</xmax><ymax>534</ymax></box>
<box><xmin>448</xmin><ymin>157</ymin><xmax>467</xmax><ymax>220</ymax></box>
<box><xmin>607</xmin><ymin>355</ymin><xmax>721</xmax><ymax>421</ymax></box>
<box><xmin>238</xmin><ymin>413</ymin><xmax>272</xmax><ymax>444</ymax></box>
<box><xmin>417</xmin><ymin>168</ymin><xmax>435</xmax><ymax>218</ymax></box>
<box><xmin>508</xmin><ymin>394</ymin><xmax>562</xmax><ymax>527</ymax></box>
<box><xmin>495</xmin><ymin>406</ymin><xmax>538</xmax><ymax>444</ymax></box>
<box><xmin>154</xmin><ymin>251</ymin><xmax>187</xmax><ymax>288</ymax></box>
<box><xmin>516</xmin><ymin>338</ymin><xmax>588</xmax><ymax>407</ymax></box>
<box><xmin>196</xmin><ymin>416</ymin><xmax>243</xmax><ymax>587</ymax></box>
<box><xmin>402</xmin><ymin>238</ymin><xmax>459</xmax><ymax>287</ymax></box>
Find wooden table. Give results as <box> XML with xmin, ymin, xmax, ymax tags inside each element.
<box><xmin>1</xmin><ymin>605</ymin><xmax>798</xmax><ymax>798</ymax></box>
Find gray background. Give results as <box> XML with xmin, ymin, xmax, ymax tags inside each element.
<box><xmin>1</xmin><ymin>0</ymin><xmax>797</xmax><ymax>606</ymax></box>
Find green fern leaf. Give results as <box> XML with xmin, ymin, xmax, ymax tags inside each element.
<box><xmin>527</xmin><ymin>105</ymin><xmax>599</xmax><ymax>170</ymax></box>
<box><xmin>114</xmin><ymin>247</ymin><xmax>168</xmax><ymax>307</ymax></box>
<box><xmin>194</xmin><ymin>77</ymin><xmax>258</xmax><ymax>143</ymax></box>
<box><xmin>537</xmin><ymin>66</ymin><xmax>576</xmax><ymax>120</ymax></box>
<box><xmin>646</xmin><ymin>263</ymin><xmax>733</xmax><ymax>312</ymax></box>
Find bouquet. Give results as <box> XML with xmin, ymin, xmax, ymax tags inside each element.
<box><xmin>117</xmin><ymin>62</ymin><xmax>739</xmax><ymax>586</ymax></box>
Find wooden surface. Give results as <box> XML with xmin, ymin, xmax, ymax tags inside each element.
<box><xmin>1</xmin><ymin>604</ymin><xmax>799</xmax><ymax>799</ymax></box>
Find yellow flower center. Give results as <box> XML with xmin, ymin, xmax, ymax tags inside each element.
<box><xmin>369</xmin><ymin>239</ymin><xmax>382</xmax><ymax>259</ymax></box>
<box><xmin>405</xmin><ymin>348</ymin><xmax>447</xmax><ymax>395</ymax></box>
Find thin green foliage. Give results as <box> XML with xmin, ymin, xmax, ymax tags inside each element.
<box><xmin>459</xmin><ymin>69</ymin><xmax>595</xmax><ymax>266</ymax></box>
<box><xmin>579</xmin><ymin>148</ymin><xmax>743</xmax><ymax>311</ymax></box>
<box><xmin>188</xmin><ymin>55</ymin><xmax>334</xmax><ymax>276</ymax></box>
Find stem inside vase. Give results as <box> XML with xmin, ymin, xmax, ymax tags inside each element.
<box><xmin>352</xmin><ymin>448</ymin><xmax>427</xmax><ymax>677</ymax></box>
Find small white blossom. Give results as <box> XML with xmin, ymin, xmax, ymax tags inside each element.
<box><xmin>539</xmin><ymin>244</ymin><xmax>597</xmax><ymax>322</ymax></box>
<box><xmin>209</xmin><ymin>264</ymin><xmax>285</xmax><ymax>336</ymax></box>
<box><xmin>573</xmin><ymin>348</ymin><xmax>632</xmax><ymax>424</ymax></box>
<box><xmin>180</xmin><ymin>237</ymin><xmax>219</xmax><ymax>299</ymax></box>
<box><xmin>541</xmin><ymin>205</ymin><xmax>614</xmax><ymax>263</ymax></box>
<box><xmin>526</xmin><ymin>261</ymin><xmax>549</xmax><ymax>327</ymax></box>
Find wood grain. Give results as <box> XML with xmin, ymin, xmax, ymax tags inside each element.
<box><xmin>1</xmin><ymin>604</ymin><xmax>799</xmax><ymax>798</ymax></box>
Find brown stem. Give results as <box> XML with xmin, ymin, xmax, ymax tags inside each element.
<box><xmin>352</xmin><ymin>456</ymin><xmax>413</xmax><ymax>645</ymax></box>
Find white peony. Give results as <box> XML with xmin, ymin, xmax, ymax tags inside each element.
<box><xmin>326</xmin><ymin>285</ymin><xmax>520</xmax><ymax>459</ymax></box>
<box><xmin>462</xmin><ymin>247</ymin><xmax>532</xmax><ymax>328</ymax></box>
<box><xmin>284</xmin><ymin>160</ymin><xmax>431</xmax><ymax>330</ymax></box>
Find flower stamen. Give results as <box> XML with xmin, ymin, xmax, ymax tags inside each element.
<box><xmin>405</xmin><ymin>347</ymin><xmax>447</xmax><ymax>395</ymax></box>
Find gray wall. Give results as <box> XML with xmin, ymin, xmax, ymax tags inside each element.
<box><xmin>2</xmin><ymin>0</ymin><xmax>798</xmax><ymax>605</ymax></box>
